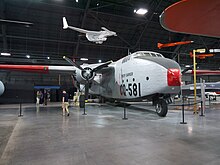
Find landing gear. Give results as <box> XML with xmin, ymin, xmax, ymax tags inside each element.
<box><xmin>155</xmin><ymin>99</ymin><xmax>168</xmax><ymax>117</ymax></box>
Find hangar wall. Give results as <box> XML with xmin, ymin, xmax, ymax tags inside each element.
<box><xmin>0</xmin><ymin>72</ymin><xmax>75</xmax><ymax>103</ymax></box>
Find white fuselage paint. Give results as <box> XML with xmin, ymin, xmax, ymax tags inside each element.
<box><xmin>90</xmin><ymin>51</ymin><xmax>181</xmax><ymax>100</ymax></box>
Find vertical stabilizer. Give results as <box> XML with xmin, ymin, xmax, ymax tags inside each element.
<box><xmin>63</xmin><ymin>17</ymin><xmax>68</xmax><ymax>29</ymax></box>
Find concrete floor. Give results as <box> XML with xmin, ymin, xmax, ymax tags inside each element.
<box><xmin>0</xmin><ymin>100</ymin><xmax>220</xmax><ymax>165</ymax></box>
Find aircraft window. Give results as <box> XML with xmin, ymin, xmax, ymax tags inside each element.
<box><xmin>156</xmin><ymin>54</ymin><xmax>163</xmax><ymax>57</ymax></box>
<box><xmin>133</xmin><ymin>78</ymin><xmax>135</xmax><ymax>82</ymax></box>
<box><xmin>150</xmin><ymin>53</ymin><xmax>157</xmax><ymax>57</ymax></box>
<box><xmin>146</xmin><ymin>77</ymin><xmax>149</xmax><ymax>80</ymax></box>
<box><xmin>143</xmin><ymin>53</ymin><xmax>151</xmax><ymax>57</ymax></box>
<box><xmin>126</xmin><ymin>79</ymin><xmax>128</xmax><ymax>82</ymax></box>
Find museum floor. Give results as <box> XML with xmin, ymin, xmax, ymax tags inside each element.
<box><xmin>0</xmin><ymin>100</ymin><xmax>220</xmax><ymax>165</ymax></box>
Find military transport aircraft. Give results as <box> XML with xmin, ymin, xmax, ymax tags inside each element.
<box><xmin>63</xmin><ymin>17</ymin><xmax>117</xmax><ymax>44</ymax></box>
<box><xmin>0</xmin><ymin>81</ymin><xmax>5</xmax><ymax>96</ymax></box>
<box><xmin>0</xmin><ymin>51</ymin><xmax>181</xmax><ymax>117</ymax></box>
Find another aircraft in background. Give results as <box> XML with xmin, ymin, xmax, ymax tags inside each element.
<box><xmin>158</xmin><ymin>41</ymin><xmax>193</xmax><ymax>49</ymax></box>
<box><xmin>0</xmin><ymin>81</ymin><xmax>5</xmax><ymax>96</ymax></box>
<box><xmin>63</xmin><ymin>17</ymin><xmax>117</xmax><ymax>44</ymax></box>
<box><xmin>182</xmin><ymin>82</ymin><xmax>220</xmax><ymax>98</ymax></box>
<box><xmin>0</xmin><ymin>51</ymin><xmax>181</xmax><ymax>117</ymax></box>
<box><xmin>189</xmin><ymin>52</ymin><xmax>214</xmax><ymax>59</ymax></box>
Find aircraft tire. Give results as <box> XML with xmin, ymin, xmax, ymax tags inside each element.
<box><xmin>155</xmin><ymin>99</ymin><xmax>168</xmax><ymax>117</ymax></box>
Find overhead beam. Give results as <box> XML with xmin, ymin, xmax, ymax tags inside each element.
<box><xmin>0</xmin><ymin>0</ymin><xmax>8</xmax><ymax>52</ymax></box>
<box><xmin>0</xmin><ymin>35</ymin><xmax>129</xmax><ymax>49</ymax></box>
<box><xmin>75</xmin><ymin>0</ymin><xmax>91</xmax><ymax>56</ymax></box>
<box><xmin>89</xmin><ymin>12</ymin><xmax>132</xmax><ymax>48</ymax></box>
<box><xmin>0</xmin><ymin>19</ymin><xmax>33</xmax><ymax>26</ymax></box>
<box><xmin>132</xmin><ymin>0</ymin><xmax>163</xmax><ymax>50</ymax></box>
<box><xmin>39</xmin><ymin>1</ymin><xmax>147</xmax><ymax>23</ymax></box>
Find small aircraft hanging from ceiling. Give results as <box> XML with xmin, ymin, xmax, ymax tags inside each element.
<box><xmin>62</xmin><ymin>17</ymin><xmax>117</xmax><ymax>44</ymax></box>
<box><xmin>189</xmin><ymin>52</ymin><xmax>214</xmax><ymax>59</ymax></box>
<box><xmin>157</xmin><ymin>41</ymin><xmax>193</xmax><ymax>49</ymax></box>
<box><xmin>0</xmin><ymin>51</ymin><xmax>182</xmax><ymax>117</ymax></box>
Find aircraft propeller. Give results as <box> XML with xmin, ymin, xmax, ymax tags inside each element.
<box><xmin>63</xmin><ymin>56</ymin><xmax>112</xmax><ymax>99</ymax></box>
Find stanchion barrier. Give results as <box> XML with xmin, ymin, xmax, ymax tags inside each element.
<box><xmin>122</xmin><ymin>103</ymin><xmax>128</xmax><ymax>120</ymax></box>
<box><xmin>18</xmin><ymin>102</ymin><xmax>23</xmax><ymax>117</ymax></box>
<box><xmin>200</xmin><ymin>101</ymin><xmax>205</xmax><ymax>117</ymax></box>
<box><xmin>169</xmin><ymin>100</ymin><xmax>204</xmax><ymax>124</ymax></box>
<box><xmin>82</xmin><ymin>106</ymin><xmax>87</xmax><ymax>115</ymax></box>
<box><xmin>180</xmin><ymin>98</ymin><xmax>187</xmax><ymax>124</ymax></box>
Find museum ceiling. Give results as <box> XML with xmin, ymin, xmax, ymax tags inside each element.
<box><xmin>0</xmin><ymin>0</ymin><xmax>219</xmax><ymax>69</ymax></box>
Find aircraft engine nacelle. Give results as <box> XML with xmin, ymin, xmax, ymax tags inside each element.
<box><xmin>0</xmin><ymin>81</ymin><xmax>5</xmax><ymax>96</ymax></box>
<box><xmin>75</xmin><ymin>67</ymin><xmax>95</xmax><ymax>84</ymax></box>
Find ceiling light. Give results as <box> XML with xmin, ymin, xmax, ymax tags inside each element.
<box><xmin>80</xmin><ymin>58</ymin><xmax>88</xmax><ymax>61</ymax></box>
<box><xmin>209</xmin><ymin>49</ymin><xmax>220</xmax><ymax>53</ymax></box>
<box><xmin>26</xmin><ymin>55</ymin><xmax>30</xmax><ymax>58</ymax></box>
<box><xmin>98</xmin><ymin>60</ymin><xmax>102</xmax><ymax>63</ymax></box>
<box><xmin>195</xmin><ymin>49</ymin><xmax>206</xmax><ymax>53</ymax></box>
<box><xmin>134</xmin><ymin>8</ymin><xmax>148</xmax><ymax>15</ymax></box>
<box><xmin>76</xmin><ymin>0</ymin><xmax>78</xmax><ymax>2</ymax></box>
<box><xmin>47</xmin><ymin>56</ymin><xmax>50</xmax><ymax>60</ymax></box>
<box><xmin>1</xmin><ymin>52</ymin><xmax>11</xmax><ymax>56</ymax></box>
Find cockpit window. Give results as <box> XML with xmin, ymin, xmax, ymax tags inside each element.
<box><xmin>150</xmin><ymin>53</ymin><xmax>157</xmax><ymax>57</ymax></box>
<box><xmin>156</xmin><ymin>54</ymin><xmax>163</xmax><ymax>57</ymax></box>
<box><xmin>133</xmin><ymin>52</ymin><xmax>164</xmax><ymax>58</ymax></box>
<box><xmin>143</xmin><ymin>53</ymin><xmax>151</xmax><ymax>57</ymax></box>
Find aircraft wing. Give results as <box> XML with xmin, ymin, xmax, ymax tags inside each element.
<box><xmin>0</xmin><ymin>65</ymin><xmax>76</xmax><ymax>74</ymax></box>
<box><xmin>0</xmin><ymin>61</ymin><xmax>114</xmax><ymax>75</ymax></box>
<box><xmin>67</xmin><ymin>26</ymin><xmax>100</xmax><ymax>34</ymax></box>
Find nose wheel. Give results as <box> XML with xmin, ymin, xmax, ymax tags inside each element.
<box><xmin>155</xmin><ymin>99</ymin><xmax>168</xmax><ymax>117</ymax></box>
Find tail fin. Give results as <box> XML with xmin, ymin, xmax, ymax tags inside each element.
<box><xmin>63</xmin><ymin>17</ymin><xmax>68</xmax><ymax>29</ymax></box>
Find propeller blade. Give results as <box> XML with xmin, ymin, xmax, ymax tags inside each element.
<box><xmin>63</xmin><ymin>56</ymin><xmax>84</xmax><ymax>70</ymax></box>
<box><xmin>92</xmin><ymin>60</ymin><xmax>112</xmax><ymax>72</ymax></box>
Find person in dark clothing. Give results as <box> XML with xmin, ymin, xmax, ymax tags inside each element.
<box><xmin>62</xmin><ymin>90</ymin><xmax>69</xmax><ymax>116</ymax></box>
<box><xmin>44</xmin><ymin>89</ymin><xmax>48</xmax><ymax>105</ymax></box>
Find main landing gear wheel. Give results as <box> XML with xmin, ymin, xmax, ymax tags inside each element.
<box><xmin>155</xmin><ymin>99</ymin><xmax>168</xmax><ymax>117</ymax></box>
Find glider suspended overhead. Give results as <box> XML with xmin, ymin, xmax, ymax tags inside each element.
<box><xmin>62</xmin><ymin>17</ymin><xmax>117</xmax><ymax>44</ymax></box>
<box><xmin>0</xmin><ymin>51</ymin><xmax>182</xmax><ymax>117</ymax></box>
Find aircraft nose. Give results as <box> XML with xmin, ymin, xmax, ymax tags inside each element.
<box><xmin>136</xmin><ymin>56</ymin><xmax>180</xmax><ymax>70</ymax></box>
<box><xmin>136</xmin><ymin>56</ymin><xmax>181</xmax><ymax>87</ymax></box>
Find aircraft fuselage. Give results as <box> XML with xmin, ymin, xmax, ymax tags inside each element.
<box><xmin>90</xmin><ymin>51</ymin><xmax>181</xmax><ymax>101</ymax></box>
